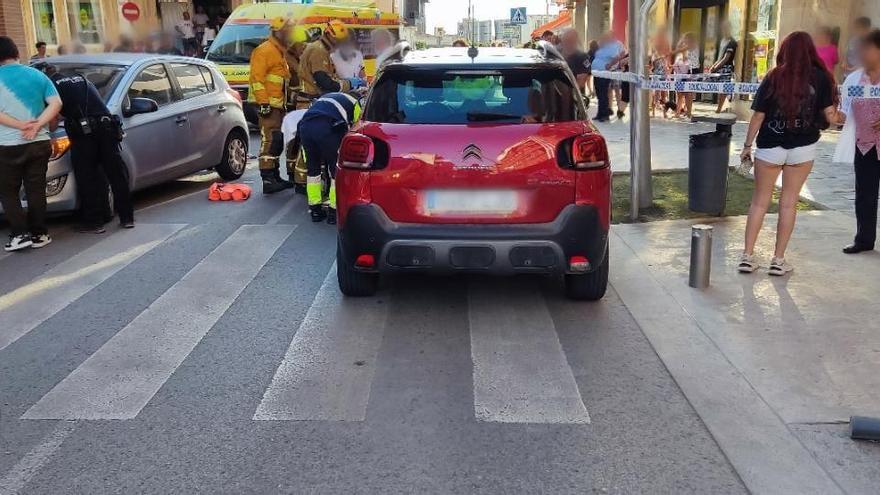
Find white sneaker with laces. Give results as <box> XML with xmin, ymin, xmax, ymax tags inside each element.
<box><xmin>4</xmin><ymin>234</ymin><xmax>33</xmax><ymax>252</ymax></box>
<box><xmin>768</xmin><ymin>257</ymin><xmax>794</xmax><ymax>276</ymax></box>
<box><xmin>737</xmin><ymin>253</ymin><xmax>758</xmax><ymax>273</ymax></box>
<box><xmin>31</xmin><ymin>234</ymin><xmax>52</xmax><ymax>249</ymax></box>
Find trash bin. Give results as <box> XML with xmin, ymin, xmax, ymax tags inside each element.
<box><xmin>688</xmin><ymin>114</ymin><xmax>737</xmax><ymax>215</ymax></box>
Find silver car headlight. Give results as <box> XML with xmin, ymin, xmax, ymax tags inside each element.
<box><xmin>46</xmin><ymin>174</ymin><xmax>68</xmax><ymax>197</ymax></box>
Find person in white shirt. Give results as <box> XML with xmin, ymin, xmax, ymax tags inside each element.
<box><xmin>175</xmin><ymin>11</ymin><xmax>197</xmax><ymax>56</ymax></box>
<box><xmin>330</xmin><ymin>41</ymin><xmax>365</xmax><ymax>80</ymax></box>
<box><xmin>193</xmin><ymin>6</ymin><xmax>210</xmax><ymax>45</ymax></box>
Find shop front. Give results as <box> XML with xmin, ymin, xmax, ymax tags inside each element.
<box><xmin>12</xmin><ymin>0</ymin><xmax>246</xmax><ymax>57</ymax></box>
<box><xmin>662</xmin><ymin>0</ymin><xmax>868</xmax><ymax>84</ymax></box>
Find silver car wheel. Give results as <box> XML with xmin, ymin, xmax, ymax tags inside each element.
<box><xmin>227</xmin><ymin>138</ymin><xmax>247</xmax><ymax>175</ymax></box>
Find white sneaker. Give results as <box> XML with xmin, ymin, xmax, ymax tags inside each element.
<box><xmin>30</xmin><ymin>234</ymin><xmax>52</xmax><ymax>249</ymax></box>
<box><xmin>4</xmin><ymin>234</ymin><xmax>33</xmax><ymax>252</ymax></box>
<box><xmin>768</xmin><ymin>257</ymin><xmax>794</xmax><ymax>276</ymax></box>
<box><xmin>737</xmin><ymin>253</ymin><xmax>758</xmax><ymax>273</ymax></box>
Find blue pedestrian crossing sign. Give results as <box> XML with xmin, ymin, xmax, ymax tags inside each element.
<box><xmin>510</xmin><ymin>7</ymin><xmax>527</xmax><ymax>25</ymax></box>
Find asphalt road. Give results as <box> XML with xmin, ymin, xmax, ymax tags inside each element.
<box><xmin>0</xmin><ymin>149</ymin><xmax>747</xmax><ymax>494</ymax></box>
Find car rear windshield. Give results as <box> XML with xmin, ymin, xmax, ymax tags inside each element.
<box><xmin>364</xmin><ymin>67</ymin><xmax>586</xmax><ymax>124</ymax></box>
<box><xmin>48</xmin><ymin>63</ymin><xmax>125</xmax><ymax>101</ymax></box>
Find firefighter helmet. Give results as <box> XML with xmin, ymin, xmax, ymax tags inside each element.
<box><xmin>269</xmin><ymin>16</ymin><xmax>288</xmax><ymax>32</ymax></box>
<box><xmin>325</xmin><ymin>20</ymin><xmax>349</xmax><ymax>41</ymax></box>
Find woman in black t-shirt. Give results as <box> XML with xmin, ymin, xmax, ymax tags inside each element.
<box><xmin>738</xmin><ymin>31</ymin><xmax>841</xmax><ymax>276</ymax></box>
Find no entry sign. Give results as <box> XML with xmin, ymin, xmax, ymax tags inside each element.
<box><xmin>121</xmin><ymin>2</ymin><xmax>140</xmax><ymax>22</ymax></box>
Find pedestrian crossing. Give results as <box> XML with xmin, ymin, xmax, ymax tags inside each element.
<box><xmin>23</xmin><ymin>225</ymin><xmax>294</xmax><ymax>420</ymax></box>
<box><xmin>469</xmin><ymin>282</ymin><xmax>590</xmax><ymax>424</ymax></box>
<box><xmin>254</xmin><ymin>264</ymin><xmax>388</xmax><ymax>421</ymax></box>
<box><xmin>2</xmin><ymin>223</ymin><xmax>592</xmax><ymax>425</ymax></box>
<box><xmin>0</xmin><ymin>224</ymin><xmax>185</xmax><ymax>352</ymax></box>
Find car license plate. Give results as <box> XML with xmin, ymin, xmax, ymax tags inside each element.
<box><xmin>424</xmin><ymin>190</ymin><xmax>517</xmax><ymax>215</ymax></box>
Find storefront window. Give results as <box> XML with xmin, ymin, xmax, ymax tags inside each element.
<box><xmin>743</xmin><ymin>0</ymin><xmax>777</xmax><ymax>82</ymax></box>
<box><xmin>31</xmin><ymin>0</ymin><xmax>58</xmax><ymax>45</ymax></box>
<box><xmin>67</xmin><ymin>0</ymin><xmax>103</xmax><ymax>44</ymax></box>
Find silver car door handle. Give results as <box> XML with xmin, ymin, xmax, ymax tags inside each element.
<box><xmin>175</xmin><ymin>116</ymin><xmax>187</xmax><ymax>124</ymax></box>
<box><xmin>217</xmin><ymin>105</ymin><xmax>227</xmax><ymax>113</ymax></box>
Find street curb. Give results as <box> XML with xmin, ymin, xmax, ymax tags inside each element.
<box><xmin>608</xmin><ymin>228</ymin><xmax>844</xmax><ymax>495</ymax></box>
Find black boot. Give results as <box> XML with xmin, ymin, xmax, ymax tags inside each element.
<box><xmin>326</xmin><ymin>207</ymin><xmax>337</xmax><ymax>225</ymax></box>
<box><xmin>293</xmin><ymin>183</ymin><xmax>307</xmax><ymax>195</ymax></box>
<box><xmin>273</xmin><ymin>169</ymin><xmax>295</xmax><ymax>190</ymax></box>
<box><xmin>261</xmin><ymin>170</ymin><xmax>288</xmax><ymax>195</ymax></box>
<box><xmin>310</xmin><ymin>205</ymin><xmax>327</xmax><ymax>222</ymax></box>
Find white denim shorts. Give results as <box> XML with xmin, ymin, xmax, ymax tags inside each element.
<box><xmin>754</xmin><ymin>143</ymin><xmax>817</xmax><ymax>166</ymax></box>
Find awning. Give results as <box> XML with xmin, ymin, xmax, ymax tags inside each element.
<box><xmin>531</xmin><ymin>10</ymin><xmax>571</xmax><ymax>39</ymax></box>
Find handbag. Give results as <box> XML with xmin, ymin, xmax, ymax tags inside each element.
<box><xmin>736</xmin><ymin>154</ymin><xmax>754</xmax><ymax>176</ymax></box>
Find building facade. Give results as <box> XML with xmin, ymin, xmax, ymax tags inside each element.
<box><xmin>589</xmin><ymin>0</ymin><xmax>878</xmax><ymax>83</ymax></box>
<box><xmin>1</xmin><ymin>0</ymin><xmax>400</xmax><ymax>59</ymax></box>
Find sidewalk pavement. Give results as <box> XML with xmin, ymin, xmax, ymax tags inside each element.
<box><xmin>610</xmin><ymin>210</ymin><xmax>880</xmax><ymax>495</ymax></box>
<box><xmin>594</xmin><ymin>110</ymin><xmax>856</xmax><ymax>212</ymax></box>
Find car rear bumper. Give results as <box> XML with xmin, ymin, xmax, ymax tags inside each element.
<box><xmin>338</xmin><ymin>204</ymin><xmax>608</xmax><ymax>275</ymax></box>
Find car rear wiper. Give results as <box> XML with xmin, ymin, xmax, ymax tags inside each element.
<box><xmin>466</xmin><ymin>112</ymin><xmax>521</xmax><ymax>122</ymax></box>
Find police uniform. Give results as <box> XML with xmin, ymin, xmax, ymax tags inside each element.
<box><xmin>249</xmin><ymin>18</ymin><xmax>293</xmax><ymax>194</ymax></box>
<box><xmin>51</xmin><ymin>71</ymin><xmax>134</xmax><ymax>228</ymax></box>
<box><xmin>298</xmin><ymin>92</ymin><xmax>360</xmax><ymax>224</ymax></box>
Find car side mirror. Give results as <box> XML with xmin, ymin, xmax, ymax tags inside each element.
<box><xmin>123</xmin><ymin>97</ymin><xmax>159</xmax><ymax>117</ymax></box>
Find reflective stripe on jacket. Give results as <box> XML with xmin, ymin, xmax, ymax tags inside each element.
<box><xmin>249</xmin><ymin>36</ymin><xmax>290</xmax><ymax>109</ymax></box>
<box><xmin>301</xmin><ymin>92</ymin><xmax>361</xmax><ymax>128</ymax></box>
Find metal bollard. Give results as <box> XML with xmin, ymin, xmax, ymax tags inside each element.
<box><xmin>689</xmin><ymin>224</ymin><xmax>713</xmax><ymax>288</ymax></box>
<box><xmin>850</xmin><ymin>416</ymin><xmax>880</xmax><ymax>441</ymax></box>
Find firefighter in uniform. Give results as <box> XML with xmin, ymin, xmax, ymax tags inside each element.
<box><xmin>297</xmin><ymin>92</ymin><xmax>361</xmax><ymax>224</ymax></box>
<box><xmin>284</xmin><ymin>32</ymin><xmax>310</xmax><ymax>194</ymax></box>
<box><xmin>249</xmin><ymin>16</ymin><xmax>293</xmax><ymax>194</ymax></box>
<box><xmin>299</xmin><ymin>20</ymin><xmax>366</xmax><ymax>100</ymax></box>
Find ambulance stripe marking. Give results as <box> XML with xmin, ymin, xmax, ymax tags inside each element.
<box><xmin>254</xmin><ymin>264</ymin><xmax>388</xmax><ymax>421</ymax></box>
<box><xmin>0</xmin><ymin>224</ymin><xmax>185</xmax><ymax>352</ymax></box>
<box><xmin>22</xmin><ymin>225</ymin><xmax>294</xmax><ymax>420</ymax></box>
<box><xmin>468</xmin><ymin>282</ymin><xmax>590</xmax><ymax>424</ymax></box>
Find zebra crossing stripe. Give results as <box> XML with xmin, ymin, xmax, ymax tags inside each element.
<box><xmin>0</xmin><ymin>421</ymin><xmax>75</xmax><ymax>494</ymax></box>
<box><xmin>254</xmin><ymin>264</ymin><xmax>388</xmax><ymax>421</ymax></box>
<box><xmin>0</xmin><ymin>224</ymin><xmax>186</xmax><ymax>352</ymax></box>
<box><xmin>22</xmin><ymin>225</ymin><xmax>295</xmax><ymax>420</ymax></box>
<box><xmin>468</xmin><ymin>282</ymin><xmax>590</xmax><ymax>424</ymax></box>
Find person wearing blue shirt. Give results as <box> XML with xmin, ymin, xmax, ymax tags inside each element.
<box><xmin>591</xmin><ymin>32</ymin><xmax>626</xmax><ymax>122</ymax></box>
<box><xmin>0</xmin><ymin>36</ymin><xmax>62</xmax><ymax>252</ymax></box>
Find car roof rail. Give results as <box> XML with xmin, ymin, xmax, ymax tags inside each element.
<box><xmin>376</xmin><ymin>41</ymin><xmax>411</xmax><ymax>68</ymax></box>
<box><xmin>535</xmin><ymin>40</ymin><xmax>564</xmax><ymax>62</ymax></box>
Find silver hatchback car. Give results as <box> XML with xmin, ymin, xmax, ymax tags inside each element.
<box><xmin>2</xmin><ymin>53</ymin><xmax>249</xmax><ymax>214</ymax></box>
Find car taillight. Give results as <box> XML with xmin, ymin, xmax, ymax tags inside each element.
<box><xmin>339</xmin><ymin>133</ymin><xmax>374</xmax><ymax>169</ymax></box>
<box><xmin>50</xmin><ymin>136</ymin><xmax>71</xmax><ymax>160</ymax></box>
<box><xmin>226</xmin><ymin>88</ymin><xmax>243</xmax><ymax>106</ymax></box>
<box><xmin>571</xmin><ymin>134</ymin><xmax>609</xmax><ymax>170</ymax></box>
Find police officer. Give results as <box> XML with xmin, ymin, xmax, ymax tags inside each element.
<box><xmin>250</xmin><ymin>16</ymin><xmax>294</xmax><ymax>194</ymax></box>
<box><xmin>297</xmin><ymin>92</ymin><xmax>361</xmax><ymax>224</ymax></box>
<box><xmin>299</xmin><ymin>20</ymin><xmax>365</xmax><ymax>100</ymax></box>
<box><xmin>37</xmin><ymin>63</ymin><xmax>134</xmax><ymax>232</ymax></box>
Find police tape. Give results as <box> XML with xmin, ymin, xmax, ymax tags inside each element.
<box><xmin>592</xmin><ymin>70</ymin><xmax>880</xmax><ymax>98</ymax></box>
